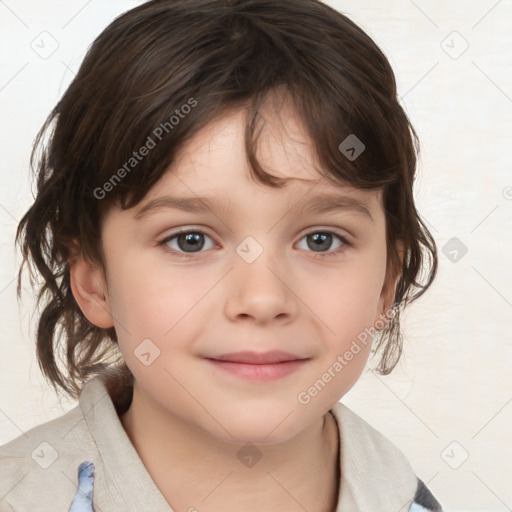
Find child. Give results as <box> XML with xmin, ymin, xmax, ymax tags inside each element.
<box><xmin>0</xmin><ymin>0</ymin><xmax>442</xmax><ymax>510</ymax></box>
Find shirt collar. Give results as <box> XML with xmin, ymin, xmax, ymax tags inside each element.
<box><xmin>80</xmin><ymin>375</ymin><xmax>417</xmax><ymax>512</ymax></box>
<box><xmin>330</xmin><ymin>400</ymin><xmax>418</xmax><ymax>511</ymax></box>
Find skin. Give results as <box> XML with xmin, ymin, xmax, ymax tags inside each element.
<box><xmin>69</xmin><ymin>96</ymin><xmax>402</xmax><ymax>512</ymax></box>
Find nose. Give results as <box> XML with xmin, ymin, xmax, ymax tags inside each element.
<box><xmin>224</xmin><ymin>244</ymin><xmax>298</xmax><ymax>325</ymax></box>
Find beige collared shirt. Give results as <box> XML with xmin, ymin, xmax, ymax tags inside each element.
<box><xmin>0</xmin><ymin>375</ymin><xmax>441</xmax><ymax>511</ymax></box>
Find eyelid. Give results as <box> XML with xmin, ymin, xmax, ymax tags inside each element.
<box><xmin>159</xmin><ymin>226</ymin><xmax>217</xmax><ymax>243</ymax></box>
<box><xmin>299</xmin><ymin>225</ymin><xmax>352</xmax><ymax>241</ymax></box>
<box><xmin>158</xmin><ymin>225</ymin><xmax>352</xmax><ymax>259</ymax></box>
<box><xmin>159</xmin><ymin>224</ymin><xmax>352</xmax><ymax>240</ymax></box>
<box><xmin>159</xmin><ymin>226</ymin><xmax>351</xmax><ymax>244</ymax></box>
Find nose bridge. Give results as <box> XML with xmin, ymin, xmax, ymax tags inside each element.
<box><xmin>224</xmin><ymin>233</ymin><xmax>296</xmax><ymax>322</ymax></box>
<box><xmin>236</xmin><ymin>233</ymin><xmax>285</xmax><ymax>293</ymax></box>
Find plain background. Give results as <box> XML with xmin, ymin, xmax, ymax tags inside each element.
<box><xmin>0</xmin><ymin>1</ymin><xmax>511</xmax><ymax>511</ymax></box>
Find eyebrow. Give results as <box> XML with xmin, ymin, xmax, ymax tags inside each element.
<box><xmin>134</xmin><ymin>192</ymin><xmax>374</xmax><ymax>222</ymax></box>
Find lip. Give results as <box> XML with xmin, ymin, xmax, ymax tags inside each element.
<box><xmin>208</xmin><ymin>350</ymin><xmax>306</xmax><ymax>364</ymax></box>
<box><xmin>205</xmin><ymin>350</ymin><xmax>310</xmax><ymax>381</ymax></box>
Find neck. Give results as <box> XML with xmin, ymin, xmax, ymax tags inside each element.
<box><xmin>120</xmin><ymin>381</ymin><xmax>340</xmax><ymax>512</ymax></box>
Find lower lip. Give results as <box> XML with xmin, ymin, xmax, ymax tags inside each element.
<box><xmin>206</xmin><ymin>358</ymin><xmax>308</xmax><ymax>381</ymax></box>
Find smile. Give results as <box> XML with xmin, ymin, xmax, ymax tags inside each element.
<box><xmin>205</xmin><ymin>358</ymin><xmax>309</xmax><ymax>381</ymax></box>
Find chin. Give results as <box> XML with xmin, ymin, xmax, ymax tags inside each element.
<box><xmin>221</xmin><ymin>427</ymin><xmax>296</xmax><ymax>447</ymax></box>
<box><xmin>203</xmin><ymin>407</ymin><xmax>311</xmax><ymax>447</ymax></box>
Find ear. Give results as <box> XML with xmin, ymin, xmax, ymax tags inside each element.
<box><xmin>68</xmin><ymin>238</ymin><xmax>114</xmax><ymax>329</ymax></box>
<box><xmin>374</xmin><ymin>240</ymin><xmax>405</xmax><ymax>331</ymax></box>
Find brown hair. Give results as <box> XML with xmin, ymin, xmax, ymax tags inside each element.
<box><xmin>15</xmin><ymin>0</ymin><xmax>437</xmax><ymax>402</ymax></box>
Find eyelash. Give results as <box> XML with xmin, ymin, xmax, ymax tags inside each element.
<box><xmin>157</xmin><ymin>228</ymin><xmax>351</xmax><ymax>260</ymax></box>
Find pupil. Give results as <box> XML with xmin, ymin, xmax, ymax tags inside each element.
<box><xmin>178</xmin><ymin>233</ymin><xmax>204</xmax><ymax>252</ymax></box>
<box><xmin>309</xmin><ymin>233</ymin><xmax>331</xmax><ymax>252</ymax></box>
<box><xmin>176</xmin><ymin>232</ymin><xmax>332</xmax><ymax>253</ymax></box>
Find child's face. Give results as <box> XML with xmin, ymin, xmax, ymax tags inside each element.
<box><xmin>92</xmin><ymin>102</ymin><xmax>395</xmax><ymax>444</ymax></box>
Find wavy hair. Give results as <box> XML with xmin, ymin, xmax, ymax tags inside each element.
<box><xmin>15</xmin><ymin>0</ymin><xmax>438</xmax><ymax>404</ymax></box>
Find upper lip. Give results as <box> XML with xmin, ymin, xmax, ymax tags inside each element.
<box><xmin>207</xmin><ymin>350</ymin><xmax>308</xmax><ymax>364</ymax></box>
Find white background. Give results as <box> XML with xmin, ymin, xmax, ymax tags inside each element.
<box><xmin>0</xmin><ymin>1</ymin><xmax>511</xmax><ymax>511</ymax></box>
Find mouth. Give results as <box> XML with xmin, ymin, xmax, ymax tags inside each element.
<box><xmin>205</xmin><ymin>350</ymin><xmax>310</xmax><ymax>381</ymax></box>
<box><xmin>208</xmin><ymin>350</ymin><xmax>307</xmax><ymax>364</ymax></box>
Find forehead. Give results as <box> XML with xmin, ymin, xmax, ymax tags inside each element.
<box><xmin>145</xmin><ymin>103</ymin><xmax>380</xmax><ymax>202</ymax></box>
<box><xmin>133</xmin><ymin>186</ymin><xmax>379</xmax><ymax>225</ymax></box>
<box><xmin>175</xmin><ymin>102</ymin><xmax>316</xmax><ymax>180</ymax></box>
<box><xmin>107</xmin><ymin>101</ymin><xmax>383</xmax><ymax>225</ymax></box>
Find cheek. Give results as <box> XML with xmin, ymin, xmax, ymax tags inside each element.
<box><xmin>312</xmin><ymin>251</ymin><xmax>386</xmax><ymax>380</ymax></box>
<box><xmin>106</xmin><ymin>258</ymin><xmax>220</xmax><ymax>398</ymax></box>
<box><xmin>107</xmin><ymin>253</ymin><xmax>212</xmax><ymax>340</ymax></box>
<box><xmin>319</xmin><ymin>253</ymin><xmax>386</xmax><ymax>331</ymax></box>
<box><xmin>106</xmin><ymin>262</ymin><xmax>202</xmax><ymax>404</ymax></box>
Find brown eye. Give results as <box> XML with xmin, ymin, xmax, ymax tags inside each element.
<box><xmin>307</xmin><ymin>232</ymin><xmax>332</xmax><ymax>252</ymax></box>
<box><xmin>159</xmin><ymin>230</ymin><xmax>215</xmax><ymax>258</ymax></box>
<box><xmin>175</xmin><ymin>232</ymin><xmax>205</xmax><ymax>252</ymax></box>
<box><xmin>296</xmin><ymin>230</ymin><xmax>349</xmax><ymax>258</ymax></box>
